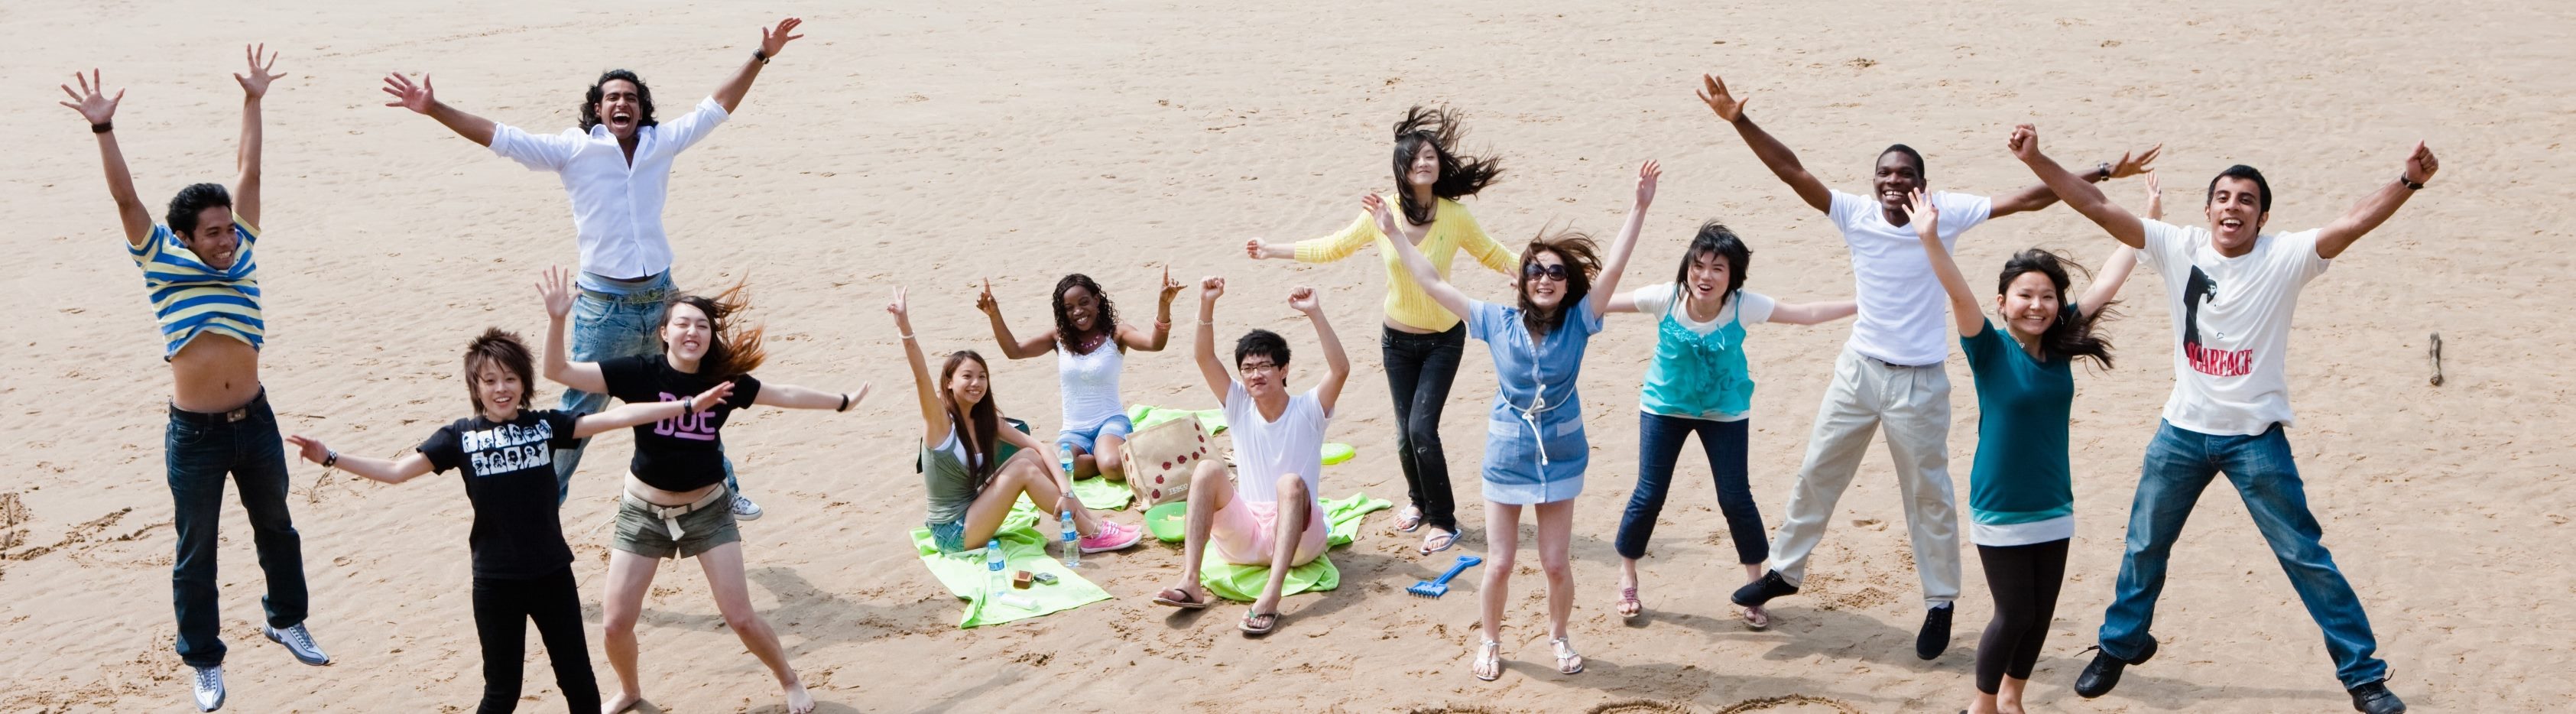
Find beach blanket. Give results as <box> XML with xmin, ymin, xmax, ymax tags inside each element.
<box><xmin>1197</xmin><ymin>492</ymin><xmax>1391</xmax><ymax>602</ymax></box>
<box><xmin>910</xmin><ymin>501</ymin><xmax>1113</xmax><ymax>628</ymax></box>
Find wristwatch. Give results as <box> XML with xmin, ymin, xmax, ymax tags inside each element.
<box><xmin>2398</xmin><ymin>174</ymin><xmax>2425</xmax><ymax>190</ymax></box>
<box><xmin>2093</xmin><ymin>161</ymin><xmax>2114</xmax><ymax>183</ymax></box>
<box><xmin>753</xmin><ymin>49</ymin><xmax>771</xmax><ymax>65</ymax></box>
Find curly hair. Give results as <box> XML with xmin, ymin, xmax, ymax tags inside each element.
<box><xmin>1050</xmin><ymin>274</ymin><xmax>1120</xmax><ymax>355</ymax></box>
<box><xmin>661</xmin><ymin>280</ymin><xmax>767</xmax><ymax>379</ymax></box>
<box><xmin>1390</xmin><ymin>105</ymin><xmax>1503</xmax><ymax>226</ymax></box>
<box><xmin>579</xmin><ymin>70</ymin><xmax>658</xmax><ymax>132</ymax></box>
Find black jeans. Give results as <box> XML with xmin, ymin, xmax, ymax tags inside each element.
<box><xmin>473</xmin><ymin>566</ymin><xmax>601</xmax><ymax>713</ymax></box>
<box><xmin>167</xmin><ymin>391</ymin><xmax>309</xmax><ymax>667</ymax></box>
<box><xmin>1614</xmin><ymin>412</ymin><xmax>1767</xmax><ymax>564</ymax></box>
<box><xmin>1976</xmin><ymin>538</ymin><xmax>2070</xmax><ymax>694</ymax></box>
<box><xmin>1382</xmin><ymin>324</ymin><xmax>1466</xmax><ymax>532</ymax></box>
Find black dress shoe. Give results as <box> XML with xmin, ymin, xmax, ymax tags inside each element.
<box><xmin>1730</xmin><ymin>570</ymin><xmax>1798</xmax><ymax>607</ymax></box>
<box><xmin>2348</xmin><ymin>680</ymin><xmax>2406</xmax><ymax>714</ymax></box>
<box><xmin>1916</xmin><ymin>604</ymin><xmax>1954</xmax><ymax>660</ymax></box>
<box><xmin>2072</xmin><ymin>637</ymin><xmax>2157</xmax><ymax>699</ymax></box>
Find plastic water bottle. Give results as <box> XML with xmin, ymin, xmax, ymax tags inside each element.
<box><xmin>1060</xmin><ymin>510</ymin><xmax>1082</xmax><ymax>568</ymax></box>
<box><xmin>984</xmin><ymin>540</ymin><xmax>1007</xmax><ymax>606</ymax></box>
<box><xmin>1057</xmin><ymin>443</ymin><xmax>1079</xmax><ymax>478</ymax></box>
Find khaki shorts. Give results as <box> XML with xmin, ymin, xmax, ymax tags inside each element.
<box><xmin>612</xmin><ymin>488</ymin><xmax>741</xmax><ymax>560</ymax></box>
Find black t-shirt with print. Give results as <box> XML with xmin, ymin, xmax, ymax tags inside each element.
<box><xmin>417</xmin><ymin>409</ymin><xmax>582</xmax><ymax>579</ymax></box>
<box><xmin>598</xmin><ymin>355</ymin><xmax>763</xmax><ymax>492</ymax></box>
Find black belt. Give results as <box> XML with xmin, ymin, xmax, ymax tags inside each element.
<box><xmin>170</xmin><ymin>391</ymin><xmax>267</xmax><ymax>425</ymax></box>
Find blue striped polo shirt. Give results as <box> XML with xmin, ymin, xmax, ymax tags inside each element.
<box><xmin>128</xmin><ymin>222</ymin><xmax>263</xmax><ymax>359</ymax></box>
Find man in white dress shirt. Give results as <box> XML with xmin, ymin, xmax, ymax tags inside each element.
<box><xmin>382</xmin><ymin>18</ymin><xmax>806</xmax><ymax>517</ymax></box>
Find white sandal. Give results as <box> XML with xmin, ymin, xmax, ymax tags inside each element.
<box><xmin>1471</xmin><ymin>639</ymin><xmax>1503</xmax><ymax>681</ymax></box>
<box><xmin>1550</xmin><ymin>636</ymin><xmax>1585</xmax><ymax>674</ymax></box>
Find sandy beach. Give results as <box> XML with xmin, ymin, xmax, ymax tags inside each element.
<box><xmin>5</xmin><ymin>1</ymin><xmax>2574</xmax><ymax>712</ymax></box>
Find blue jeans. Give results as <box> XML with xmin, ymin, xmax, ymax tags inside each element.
<box><xmin>1615</xmin><ymin>412</ymin><xmax>1767</xmax><ymax>564</ymax></box>
<box><xmin>551</xmin><ymin>271</ymin><xmax>738</xmax><ymax>503</ymax></box>
<box><xmin>2098</xmin><ymin>420</ymin><xmax>2388</xmax><ymax>688</ymax></box>
<box><xmin>167</xmin><ymin>391</ymin><xmax>309</xmax><ymax>667</ymax></box>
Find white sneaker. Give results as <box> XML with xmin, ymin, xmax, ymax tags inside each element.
<box><xmin>263</xmin><ymin>622</ymin><xmax>330</xmax><ymax>666</ymax></box>
<box><xmin>190</xmin><ymin>664</ymin><xmax>225</xmax><ymax>711</ymax></box>
<box><xmin>732</xmin><ymin>494</ymin><xmax>764</xmax><ymax>521</ymax></box>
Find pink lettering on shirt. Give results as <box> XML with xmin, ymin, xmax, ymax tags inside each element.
<box><xmin>650</xmin><ymin>391</ymin><xmax>720</xmax><ymax>440</ymax></box>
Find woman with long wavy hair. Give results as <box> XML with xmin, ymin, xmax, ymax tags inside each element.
<box><xmin>974</xmin><ymin>268</ymin><xmax>1184</xmax><ymax>482</ymax></box>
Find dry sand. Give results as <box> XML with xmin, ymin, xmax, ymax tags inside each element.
<box><xmin>5</xmin><ymin>1</ymin><xmax>2573</xmax><ymax>712</ymax></box>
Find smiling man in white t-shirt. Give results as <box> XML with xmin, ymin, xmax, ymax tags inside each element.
<box><xmin>1695</xmin><ymin>73</ymin><xmax>2159</xmax><ymax>658</ymax></box>
<box><xmin>2010</xmin><ymin>123</ymin><xmax>2435</xmax><ymax>714</ymax></box>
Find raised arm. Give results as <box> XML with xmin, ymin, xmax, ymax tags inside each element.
<box><xmin>1191</xmin><ymin>277</ymin><xmax>1234</xmax><ymax>404</ymax></box>
<box><xmin>381</xmin><ymin>73</ymin><xmax>498</xmax><ymax>147</ymax></box>
<box><xmin>1698</xmin><ymin>74</ymin><xmax>1830</xmax><ymax>213</ymax></box>
<box><xmin>535</xmin><ymin>268</ymin><xmax>608</xmax><ymax>393</ymax></box>
<box><xmin>712</xmin><ymin>18</ymin><xmax>803</xmax><ymax>113</ymax></box>
<box><xmin>1258</xmin><ymin>209</ymin><xmax>1377</xmax><ymax>264</ymax></box>
<box><xmin>2009</xmin><ymin>124</ymin><xmax>2146</xmax><ymax>248</ymax></box>
<box><xmin>284</xmin><ymin>435</ymin><xmax>436</xmax><ymax>485</ymax></box>
<box><xmin>974</xmin><ymin>278</ymin><xmax>1056</xmax><ymax>359</ymax></box>
<box><xmin>1767</xmin><ymin>299</ymin><xmax>1859</xmax><ymax>326</ymax></box>
<box><xmin>1117</xmin><ymin>266</ymin><xmax>1185</xmax><ymax>352</ymax></box>
<box><xmin>1286</xmin><ymin>287</ymin><xmax>1351</xmax><ymax>413</ymax></box>
<box><xmin>1903</xmin><ymin>190</ymin><xmax>1987</xmax><ymax>338</ymax></box>
<box><xmin>2078</xmin><ymin>171</ymin><xmax>2153</xmax><ymax>311</ymax></box>
<box><xmin>229</xmin><ymin>45</ymin><xmax>285</xmax><ymax>229</ymax></box>
<box><xmin>1989</xmin><ymin>144</ymin><xmax>2161</xmax><ymax>219</ymax></box>
<box><xmin>60</xmin><ymin>70</ymin><xmax>151</xmax><ymax>247</ymax></box>
<box><xmin>890</xmin><ymin>287</ymin><xmax>950</xmax><ymax>443</ymax></box>
<box><xmin>1587</xmin><ymin>161</ymin><xmax>1659</xmax><ymax>316</ymax></box>
<box><xmin>2314</xmin><ymin>142</ymin><xmax>2438</xmax><ymax>260</ymax></box>
<box><xmin>574</xmin><ymin>381</ymin><xmax>738</xmax><ymax>438</ymax></box>
<box><xmin>751</xmin><ymin>380</ymin><xmax>871</xmax><ymax>411</ymax></box>
<box><xmin>1365</xmin><ymin>194</ymin><xmax>1478</xmax><ymax>320</ymax></box>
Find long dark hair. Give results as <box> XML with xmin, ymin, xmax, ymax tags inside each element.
<box><xmin>1671</xmin><ymin>221</ymin><xmax>1753</xmax><ymax>310</ymax></box>
<box><xmin>1390</xmin><ymin>105</ymin><xmax>1503</xmax><ymax>226</ymax></box>
<box><xmin>461</xmin><ymin>327</ymin><xmax>536</xmax><ymax>414</ymax></box>
<box><xmin>1517</xmin><ymin>228</ymin><xmax>1603</xmax><ymax>337</ymax></box>
<box><xmin>1050</xmin><ymin>274</ymin><xmax>1119</xmax><ymax>355</ymax></box>
<box><xmin>662</xmin><ymin>281</ymin><xmax>767</xmax><ymax>379</ymax></box>
<box><xmin>1997</xmin><ymin>249</ymin><xmax>2118</xmax><ymax>368</ymax></box>
<box><xmin>579</xmin><ymin>70</ymin><xmax>659</xmax><ymax>131</ymax></box>
<box><xmin>939</xmin><ymin>350</ymin><xmax>1002</xmax><ymax>477</ymax></box>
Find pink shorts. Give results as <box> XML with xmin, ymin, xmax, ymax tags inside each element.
<box><xmin>1212</xmin><ymin>498</ymin><xmax>1329</xmax><ymax>566</ymax></box>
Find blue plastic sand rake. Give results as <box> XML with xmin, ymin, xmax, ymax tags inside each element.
<box><xmin>1407</xmin><ymin>555</ymin><xmax>1483</xmax><ymax>599</ymax></box>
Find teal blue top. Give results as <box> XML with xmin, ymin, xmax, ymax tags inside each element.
<box><xmin>1640</xmin><ymin>290</ymin><xmax>1754</xmax><ymax>419</ymax></box>
<box><xmin>1961</xmin><ymin>316</ymin><xmax>2077</xmax><ymax>525</ymax></box>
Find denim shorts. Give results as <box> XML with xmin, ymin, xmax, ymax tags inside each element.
<box><xmin>1055</xmin><ymin>414</ymin><xmax>1135</xmax><ymax>454</ymax></box>
<box><xmin>926</xmin><ymin>519</ymin><xmax>971</xmax><ymax>554</ymax></box>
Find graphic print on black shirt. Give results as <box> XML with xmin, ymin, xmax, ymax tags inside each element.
<box><xmin>597</xmin><ymin>355</ymin><xmax>763</xmax><ymax>492</ymax></box>
<box><xmin>418</xmin><ymin>410</ymin><xmax>582</xmax><ymax>579</ymax></box>
<box><xmin>2180</xmin><ymin>265</ymin><xmax>2250</xmax><ymax>377</ymax></box>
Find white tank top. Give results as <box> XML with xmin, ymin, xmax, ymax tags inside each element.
<box><xmin>1057</xmin><ymin>337</ymin><xmax>1124</xmax><ymax>432</ymax></box>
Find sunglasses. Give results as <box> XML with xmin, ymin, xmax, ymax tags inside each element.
<box><xmin>1522</xmin><ymin>262</ymin><xmax>1569</xmax><ymax>281</ymax></box>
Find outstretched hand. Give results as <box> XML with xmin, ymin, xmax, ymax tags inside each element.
<box><xmin>1243</xmin><ymin>238</ymin><xmax>1271</xmax><ymax>260</ymax></box>
<box><xmin>536</xmin><ymin>267</ymin><xmax>574</xmax><ymax>319</ymax></box>
<box><xmin>887</xmin><ymin>286</ymin><xmax>912</xmax><ymax>321</ymax></box>
<box><xmin>1697</xmin><ymin>73</ymin><xmax>1749</xmax><ymax>122</ymax></box>
<box><xmin>1160</xmin><ymin>265</ymin><xmax>1186</xmax><ymax>303</ymax></box>
<box><xmin>1634</xmin><ymin>159</ymin><xmax>1663</xmax><ymax>207</ymax></box>
<box><xmin>2109</xmin><ymin>144</ymin><xmax>2162</xmax><ymax>180</ymax></box>
<box><xmin>688</xmin><ymin>381</ymin><xmax>737</xmax><ymax>413</ymax></box>
<box><xmin>759</xmin><ymin>18</ymin><xmax>806</xmax><ymax>58</ymax></box>
<box><xmin>1901</xmin><ymin>189</ymin><xmax>1941</xmax><ymax>241</ymax></box>
<box><xmin>284</xmin><ymin>434</ymin><xmax>331</xmax><ymax>466</ymax></box>
<box><xmin>1287</xmin><ymin>286</ymin><xmax>1321</xmax><ymax>314</ymax></box>
<box><xmin>1199</xmin><ymin>276</ymin><xmax>1226</xmax><ymax>302</ymax></box>
<box><xmin>2403</xmin><ymin>141</ymin><xmax>2440</xmax><ymax>185</ymax></box>
<box><xmin>1361</xmin><ymin>193</ymin><xmax>1402</xmax><ymax>239</ymax></box>
<box><xmin>58</xmin><ymin>69</ymin><xmax>122</xmax><ymax>125</ymax></box>
<box><xmin>381</xmin><ymin>73</ymin><xmax>436</xmax><ymax>115</ymax></box>
<box><xmin>233</xmin><ymin>44</ymin><xmax>286</xmax><ymax>99</ymax></box>
<box><xmin>2144</xmin><ymin>170</ymin><xmax>2164</xmax><ymax>220</ymax></box>
<box><xmin>2007</xmin><ymin>124</ymin><xmax>2042</xmax><ymax>162</ymax></box>
<box><xmin>975</xmin><ymin>278</ymin><xmax>999</xmax><ymax>316</ymax></box>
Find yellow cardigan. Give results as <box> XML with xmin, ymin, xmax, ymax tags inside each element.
<box><xmin>1293</xmin><ymin>196</ymin><xmax>1520</xmax><ymax>332</ymax></box>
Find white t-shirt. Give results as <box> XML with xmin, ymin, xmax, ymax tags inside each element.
<box><xmin>1829</xmin><ymin>189</ymin><xmax>1994</xmax><ymax>366</ymax></box>
<box><xmin>1627</xmin><ymin>283</ymin><xmax>1777</xmax><ymax>335</ymax></box>
<box><xmin>1221</xmin><ymin>381</ymin><xmax>1330</xmax><ymax>504</ymax></box>
<box><xmin>2137</xmin><ymin>219</ymin><xmax>2331</xmax><ymax>437</ymax></box>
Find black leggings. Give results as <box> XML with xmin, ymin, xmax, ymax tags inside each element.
<box><xmin>473</xmin><ymin>567</ymin><xmax>600</xmax><ymax>713</ymax></box>
<box><xmin>1975</xmin><ymin>538</ymin><xmax>2069</xmax><ymax>695</ymax></box>
<box><xmin>1383</xmin><ymin>323</ymin><xmax>1467</xmax><ymax>532</ymax></box>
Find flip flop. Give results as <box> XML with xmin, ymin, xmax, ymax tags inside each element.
<box><xmin>1239</xmin><ymin>611</ymin><xmax>1280</xmax><ymax>636</ymax></box>
<box><xmin>1152</xmin><ymin>588</ymin><xmax>1209</xmax><ymax>610</ymax></box>
<box><xmin>1419</xmin><ymin>528</ymin><xmax>1458</xmax><ymax>556</ymax></box>
<box><xmin>1741</xmin><ymin>604</ymin><xmax>1771</xmax><ymax>630</ymax></box>
<box><xmin>1393</xmin><ymin>505</ymin><xmax>1424</xmax><ymax>533</ymax></box>
<box><xmin>1617</xmin><ymin>586</ymin><xmax>1642</xmax><ymax>620</ymax></box>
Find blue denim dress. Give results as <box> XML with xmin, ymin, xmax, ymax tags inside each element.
<box><xmin>1467</xmin><ymin>299</ymin><xmax>1604</xmax><ymax>505</ymax></box>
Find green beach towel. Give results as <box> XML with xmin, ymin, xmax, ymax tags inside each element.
<box><xmin>1128</xmin><ymin>404</ymin><xmax>1226</xmax><ymax>434</ymax></box>
<box><xmin>1196</xmin><ymin>492</ymin><xmax>1392</xmax><ymax>602</ymax></box>
<box><xmin>1069</xmin><ymin>475</ymin><xmax>1134</xmax><ymax>511</ymax></box>
<box><xmin>910</xmin><ymin>501</ymin><xmax>1113</xmax><ymax>628</ymax></box>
